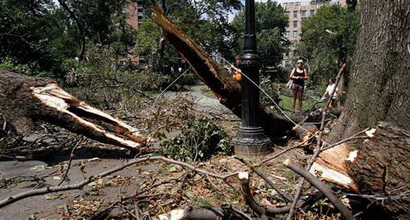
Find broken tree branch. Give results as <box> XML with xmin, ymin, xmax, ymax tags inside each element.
<box><xmin>238</xmin><ymin>172</ymin><xmax>293</xmax><ymax>218</ymax></box>
<box><xmin>283</xmin><ymin>159</ymin><xmax>354</xmax><ymax>220</ymax></box>
<box><xmin>310</xmin><ymin>128</ymin><xmax>372</xmax><ymax>192</ymax></box>
<box><xmin>239</xmin><ymin>172</ymin><xmax>267</xmax><ymax>216</ymax></box>
<box><xmin>234</xmin><ymin>156</ymin><xmax>292</xmax><ymax>202</ymax></box>
<box><xmin>0</xmin><ymin>156</ymin><xmax>236</xmax><ymax>208</ymax></box>
<box><xmin>0</xmin><ymin>156</ymin><xmax>146</xmax><ymax>208</ymax></box>
<box><xmin>286</xmin><ymin>145</ymin><xmax>322</xmax><ymax>220</ymax></box>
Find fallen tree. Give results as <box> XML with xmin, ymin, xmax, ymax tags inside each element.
<box><xmin>1</xmin><ymin>1</ymin><xmax>408</xmax><ymax>219</ymax></box>
<box><xmin>151</xmin><ymin>5</ymin><xmax>293</xmax><ymax>139</ymax></box>
<box><xmin>0</xmin><ymin>70</ymin><xmax>147</xmax><ymax>150</ymax></box>
<box><xmin>150</xmin><ymin>2</ymin><xmax>410</xmax><ymax>219</ymax></box>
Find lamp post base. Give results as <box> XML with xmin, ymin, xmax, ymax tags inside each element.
<box><xmin>232</xmin><ymin>127</ymin><xmax>272</xmax><ymax>156</ymax></box>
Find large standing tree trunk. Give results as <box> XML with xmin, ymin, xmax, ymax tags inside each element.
<box><xmin>325</xmin><ymin>0</ymin><xmax>410</xmax><ymax>218</ymax></box>
<box><xmin>330</xmin><ymin>0</ymin><xmax>410</xmax><ymax>138</ymax></box>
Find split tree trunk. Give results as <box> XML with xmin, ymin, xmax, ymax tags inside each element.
<box><xmin>0</xmin><ymin>70</ymin><xmax>147</xmax><ymax>150</ymax></box>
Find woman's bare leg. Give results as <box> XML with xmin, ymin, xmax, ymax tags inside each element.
<box><xmin>297</xmin><ymin>90</ymin><xmax>304</xmax><ymax>112</ymax></box>
<box><xmin>291</xmin><ymin>90</ymin><xmax>297</xmax><ymax>113</ymax></box>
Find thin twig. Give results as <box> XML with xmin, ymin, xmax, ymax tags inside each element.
<box><xmin>122</xmin><ymin>207</ymin><xmax>139</xmax><ymax>219</ymax></box>
<box><xmin>90</xmin><ymin>193</ymin><xmax>164</xmax><ymax>220</ymax></box>
<box><xmin>253</xmin><ymin>167</ymin><xmax>293</xmax><ymax>202</ymax></box>
<box><xmin>57</xmin><ymin>137</ymin><xmax>85</xmax><ymax>186</ymax></box>
<box><xmin>119</xmin><ymin>177</ymin><xmax>133</xmax><ymax>202</ymax></box>
<box><xmin>256</xmin><ymin>137</ymin><xmax>314</xmax><ymax>167</ymax></box>
<box><xmin>346</xmin><ymin>191</ymin><xmax>410</xmax><ymax>201</ymax></box>
<box><xmin>321</xmin><ymin>128</ymin><xmax>370</xmax><ymax>151</ymax></box>
<box><xmin>0</xmin><ymin>154</ymin><xmax>31</xmax><ymax>161</ymax></box>
<box><xmin>231</xmin><ymin>207</ymin><xmax>254</xmax><ymax>220</ymax></box>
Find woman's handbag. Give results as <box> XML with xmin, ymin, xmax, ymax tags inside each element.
<box><xmin>286</xmin><ymin>80</ymin><xmax>293</xmax><ymax>89</ymax></box>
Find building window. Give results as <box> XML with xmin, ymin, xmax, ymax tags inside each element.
<box><xmin>285</xmin><ymin>31</ymin><xmax>289</xmax><ymax>37</ymax></box>
<box><xmin>285</xmin><ymin>11</ymin><xmax>290</xmax><ymax>17</ymax></box>
<box><xmin>310</xmin><ymin>10</ymin><xmax>315</xmax><ymax>16</ymax></box>
<box><xmin>301</xmin><ymin>10</ymin><xmax>306</xmax><ymax>17</ymax></box>
<box><xmin>293</xmin><ymin>21</ymin><xmax>298</xmax><ymax>28</ymax></box>
<box><xmin>293</xmin><ymin>31</ymin><xmax>298</xmax><ymax>37</ymax></box>
<box><xmin>293</xmin><ymin>11</ymin><xmax>298</xmax><ymax>18</ymax></box>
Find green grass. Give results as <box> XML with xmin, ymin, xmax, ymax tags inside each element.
<box><xmin>279</xmin><ymin>95</ymin><xmax>317</xmax><ymax>112</ymax></box>
<box><xmin>202</xmin><ymin>89</ymin><xmax>216</xmax><ymax>98</ymax></box>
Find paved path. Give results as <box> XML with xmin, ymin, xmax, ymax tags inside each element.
<box><xmin>158</xmin><ymin>84</ymin><xmax>232</xmax><ymax>114</ymax></box>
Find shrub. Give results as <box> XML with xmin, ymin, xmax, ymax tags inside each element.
<box><xmin>161</xmin><ymin>118</ymin><xmax>231</xmax><ymax>162</ymax></box>
<box><xmin>0</xmin><ymin>56</ymin><xmax>51</xmax><ymax>77</ymax></box>
<box><xmin>133</xmin><ymin>69</ymin><xmax>171</xmax><ymax>92</ymax></box>
<box><xmin>259</xmin><ymin>76</ymin><xmax>282</xmax><ymax>112</ymax></box>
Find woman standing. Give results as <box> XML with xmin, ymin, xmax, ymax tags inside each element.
<box><xmin>289</xmin><ymin>59</ymin><xmax>308</xmax><ymax>114</ymax></box>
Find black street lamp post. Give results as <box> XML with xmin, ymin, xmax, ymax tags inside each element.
<box><xmin>232</xmin><ymin>0</ymin><xmax>272</xmax><ymax>156</ymax></box>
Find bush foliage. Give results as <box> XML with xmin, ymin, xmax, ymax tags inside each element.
<box><xmin>161</xmin><ymin>118</ymin><xmax>231</xmax><ymax>162</ymax></box>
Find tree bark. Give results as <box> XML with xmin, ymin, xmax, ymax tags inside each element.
<box><xmin>0</xmin><ymin>70</ymin><xmax>146</xmax><ymax>150</ymax></box>
<box><xmin>330</xmin><ymin>0</ymin><xmax>410</xmax><ymax>140</ymax></box>
<box><xmin>346</xmin><ymin>122</ymin><xmax>410</xmax><ymax>218</ymax></box>
<box><xmin>326</xmin><ymin>0</ymin><xmax>410</xmax><ymax>218</ymax></box>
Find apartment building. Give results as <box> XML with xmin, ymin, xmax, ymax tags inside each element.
<box><xmin>125</xmin><ymin>1</ymin><xmax>144</xmax><ymax>30</ymax></box>
<box><xmin>276</xmin><ymin>0</ymin><xmax>346</xmax><ymax>66</ymax></box>
<box><xmin>118</xmin><ymin>1</ymin><xmax>144</xmax><ymax>65</ymax></box>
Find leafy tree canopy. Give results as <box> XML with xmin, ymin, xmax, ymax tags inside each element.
<box><xmin>0</xmin><ymin>0</ymin><xmax>139</xmax><ymax>77</ymax></box>
<box><xmin>296</xmin><ymin>5</ymin><xmax>359</xmax><ymax>87</ymax></box>
<box><xmin>0</xmin><ymin>0</ymin><xmax>70</xmax><ymax>76</ymax></box>
<box><xmin>231</xmin><ymin>0</ymin><xmax>289</xmax><ymax>80</ymax></box>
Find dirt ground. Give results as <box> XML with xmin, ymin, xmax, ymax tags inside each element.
<box><xmin>0</xmin><ymin>84</ymin><xmax>307</xmax><ymax>219</ymax></box>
